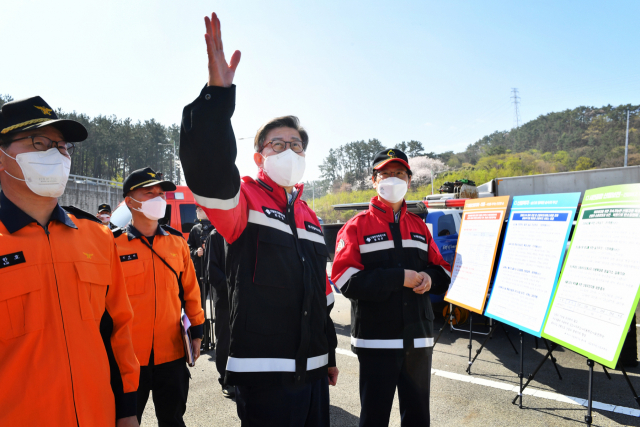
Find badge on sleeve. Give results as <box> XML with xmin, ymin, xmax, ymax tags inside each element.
<box><xmin>336</xmin><ymin>239</ymin><xmax>346</xmax><ymax>253</ymax></box>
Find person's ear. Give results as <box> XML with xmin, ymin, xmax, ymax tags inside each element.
<box><xmin>254</xmin><ymin>152</ymin><xmax>265</xmax><ymax>169</ymax></box>
<box><xmin>372</xmin><ymin>175</ymin><xmax>378</xmax><ymax>189</ymax></box>
<box><xmin>124</xmin><ymin>196</ymin><xmax>134</xmax><ymax>209</ymax></box>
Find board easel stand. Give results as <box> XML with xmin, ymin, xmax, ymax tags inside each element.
<box><xmin>434</xmin><ymin>303</ymin><xmax>519</xmax><ymax>374</ymax></box>
<box><xmin>510</xmin><ymin>344</ymin><xmax>640</xmax><ymax>426</ymax></box>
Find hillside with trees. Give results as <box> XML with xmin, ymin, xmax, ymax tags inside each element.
<box><xmin>0</xmin><ymin>94</ymin><xmax>181</xmax><ymax>184</ymax></box>
<box><xmin>303</xmin><ymin>103</ymin><xmax>639</xmax><ymax>222</ymax></box>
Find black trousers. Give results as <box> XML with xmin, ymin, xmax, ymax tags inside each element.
<box><xmin>214</xmin><ymin>292</ymin><xmax>230</xmax><ymax>386</ymax></box>
<box><xmin>235</xmin><ymin>376</ymin><xmax>330</xmax><ymax>427</ymax></box>
<box><xmin>357</xmin><ymin>348</ymin><xmax>432</xmax><ymax>427</ymax></box>
<box><xmin>137</xmin><ymin>355</ymin><xmax>190</xmax><ymax>427</ymax></box>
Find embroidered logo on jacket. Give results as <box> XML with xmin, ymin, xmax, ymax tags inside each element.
<box><xmin>262</xmin><ymin>206</ymin><xmax>287</xmax><ymax>223</ymax></box>
<box><xmin>304</xmin><ymin>221</ymin><xmax>323</xmax><ymax>236</ymax></box>
<box><xmin>0</xmin><ymin>251</ymin><xmax>26</xmax><ymax>269</ymax></box>
<box><xmin>336</xmin><ymin>239</ymin><xmax>346</xmax><ymax>252</ymax></box>
<box><xmin>410</xmin><ymin>233</ymin><xmax>426</xmax><ymax>243</ymax></box>
<box><xmin>363</xmin><ymin>232</ymin><xmax>389</xmax><ymax>244</ymax></box>
<box><xmin>120</xmin><ymin>253</ymin><xmax>138</xmax><ymax>262</ymax></box>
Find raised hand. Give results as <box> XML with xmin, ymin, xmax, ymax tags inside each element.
<box><xmin>204</xmin><ymin>12</ymin><xmax>241</xmax><ymax>88</ymax></box>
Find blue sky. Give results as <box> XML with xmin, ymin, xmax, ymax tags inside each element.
<box><xmin>3</xmin><ymin>1</ymin><xmax>639</xmax><ymax>181</ymax></box>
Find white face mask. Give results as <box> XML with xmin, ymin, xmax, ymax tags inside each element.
<box><xmin>196</xmin><ymin>209</ymin><xmax>208</xmax><ymax>221</ymax></box>
<box><xmin>130</xmin><ymin>196</ymin><xmax>167</xmax><ymax>221</ymax></box>
<box><xmin>262</xmin><ymin>149</ymin><xmax>306</xmax><ymax>187</ymax></box>
<box><xmin>1</xmin><ymin>147</ymin><xmax>71</xmax><ymax>198</ymax></box>
<box><xmin>98</xmin><ymin>214</ymin><xmax>111</xmax><ymax>223</ymax></box>
<box><xmin>376</xmin><ymin>177</ymin><xmax>408</xmax><ymax>203</ymax></box>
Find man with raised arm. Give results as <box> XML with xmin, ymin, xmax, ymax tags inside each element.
<box><xmin>179</xmin><ymin>12</ymin><xmax>338</xmax><ymax>427</ymax></box>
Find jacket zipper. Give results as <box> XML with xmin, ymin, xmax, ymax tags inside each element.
<box><xmin>44</xmin><ymin>224</ymin><xmax>80</xmax><ymax>426</ymax></box>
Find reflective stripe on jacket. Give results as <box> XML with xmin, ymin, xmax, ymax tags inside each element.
<box><xmin>113</xmin><ymin>224</ymin><xmax>205</xmax><ymax>366</ymax></box>
<box><xmin>180</xmin><ymin>84</ymin><xmax>337</xmax><ymax>387</ymax></box>
<box><xmin>0</xmin><ymin>193</ymin><xmax>139</xmax><ymax>426</ymax></box>
<box><xmin>331</xmin><ymin>196</ymin><xmax>452</xmax><ymax>355</ymax></box>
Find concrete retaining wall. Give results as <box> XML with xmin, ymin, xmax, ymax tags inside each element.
<box><xmin>0</xmin><ymin>179</ymin><xmax>123</xmax><ymax>215</ymax></box>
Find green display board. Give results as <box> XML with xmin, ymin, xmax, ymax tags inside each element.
<box><xmin>541</xmin><ymin>184</ymin><xmax>640</xmax><ymax>368</ymax></box>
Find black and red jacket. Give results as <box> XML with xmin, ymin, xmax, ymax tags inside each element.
<box><xmin>332</xmin><ymin>197</ymin><xmax>451</xmax><ymax>355</ymax></box>
<box><xmin>179</xmin><ymin>85</ymin><xmax>337</xmax><ymax>387</ymax></box>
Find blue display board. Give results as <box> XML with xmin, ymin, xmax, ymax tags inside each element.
<box><xmin>484</xmin><ymin>193</ymin><xmax>581</xmax><ymax>337</ymax></box>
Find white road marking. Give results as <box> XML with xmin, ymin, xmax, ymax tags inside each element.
<box><xmin>335</xmin><ymin>347</ymin><xmax>640</xmax><ymax>417</ymax></box>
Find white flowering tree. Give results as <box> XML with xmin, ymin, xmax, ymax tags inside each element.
<box><xmin>408</xmin><ymin>156</ymin><xmax>448</xmax><ymax>187</ymax></box>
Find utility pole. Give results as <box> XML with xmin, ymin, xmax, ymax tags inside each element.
<box><xmin>624</xmin><ymin>109</ymin><xmax>630</xmax><ymax>167</ymax></box>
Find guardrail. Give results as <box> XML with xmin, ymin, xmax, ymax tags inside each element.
<box><xmin>68</xmin><ymin>174</ymin><xmax>123</xmax><ymax>188</ymax></box>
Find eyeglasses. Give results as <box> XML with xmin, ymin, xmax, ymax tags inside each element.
<box><xmin>378</xmin><ymin>170</ymin><xmax>409</xmax><ymax>180</ymax></box>
<box><xmin>263</xmin><ymin>138</ymin><xmax>305</xmax><ymax>153</ymax></box>
<box><xmin>9</xmin><ymin>135</ymin><xmax>75</xmax><ymax>156</ymax></box>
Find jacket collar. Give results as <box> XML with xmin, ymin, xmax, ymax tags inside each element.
<box><xmin>0</xmin><ymin>191</ymin><xmax>77</xmax><ymax>234</ymax></box>
<box><xmin>126</xmin><ymin>223</ymin><xmax>168</xmax><ymax>241</ymax></box>
<box><xmin>368</xmin><ymin>196</ymin><xmax>407</xmax><ymax>223</ymax></box>
<box><xmin>255</xmin><ymin>169</ymin><xmax>305</xmax><ymax>209</ymax></box>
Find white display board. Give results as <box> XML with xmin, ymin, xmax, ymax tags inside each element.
<box><xmin>542</xmin><ymin>184</ymin><xmax>640</xmax><ymax>368</ymax></box>
<box><xmin>445</xmin><ymin>196</ymin><xmax>509</xmax><ymax>314</ymax></box>
<box><xmin>484</xmin><ymin>193</ymin><xmax>580</xmax><ymax>337</ymax></box>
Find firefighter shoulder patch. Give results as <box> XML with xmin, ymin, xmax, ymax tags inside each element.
<box><xmin>336</xmin><ymin>239</ymin><xmax>346</xmax><ymax>252</ymax></box>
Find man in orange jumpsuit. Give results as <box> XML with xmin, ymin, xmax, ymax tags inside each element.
<box><xmin>0</xmin><ymin>96</ymin><xmax>140</xmax><ymax>426</ymax></box>
<box><xmin>114</xmin><ymin>167</ymin><xmax>205</xmax><ymax>427</ymax></box>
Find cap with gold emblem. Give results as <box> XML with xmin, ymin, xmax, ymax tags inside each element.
<box><xmin>122</xmin><ymin>167</ymin><xmax>177</xmax><ymax>197</ymax></box>
<box><xmin>372</xmin><ymin>148</ymin><xmax>410</xmax><ymax>170</ymax></box>
<box><xmin>0</xmin><ymin>96</ymin><xmax>88</xmax><ymax>142</ymax></box>
<box><xmin>98</xmin><ymin>204</ymin><xmax>112</xmax><ymax>213</ymax></box>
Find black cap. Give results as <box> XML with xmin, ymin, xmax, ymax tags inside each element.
<box><xmin>0</xmin><ymin>96</ymin><xmax>88</xmax><ymax>142</ymax></box>
<box><xmin>98</xmin><ymin>204</ymin><xmax>112</xmax><ymax>213</ymax></box>
<box><xmin>122</xmin><ymin>167</ymin><xmax>176</xmax><ymax>197</ymax></box>
<box><xmin>372</xmin><ymin>149</ymin><xmax>410</xmax><ymax>170</ymax></box>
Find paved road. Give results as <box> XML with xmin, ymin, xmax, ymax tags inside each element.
<box><xmin>141</xmin><ymin>294</ymin><xmax>640</xmax><ymax>426</ymax></box>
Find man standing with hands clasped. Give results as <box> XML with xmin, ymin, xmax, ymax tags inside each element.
<box><xmin>113</xmin><ymin>167</ymin><xmax>205</xmax><ymax>427</ymax></box>
<box><xmin>332</xmin><ymin>149</ymin><xmax>452</xmax><ymax>427</ymax></box>
<box><xmin>179</xmin><ymin>12</ymin><xmax>338</xmax><ymax>427</ymax></box>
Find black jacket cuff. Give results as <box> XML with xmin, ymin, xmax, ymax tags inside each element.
<box><xmin>115</xmin><ymin>391</ymin><xmax>137</xmax><ymax>419</ymax></box>
<box><xmin>328</xmin><ymin>350</ymin><xmax>336</xmax><ymax>368</ymax></box>
<box><xmin>190</xmin><ymin>323</ymin><xmax>204</xmax><ymax>340</ymax></box>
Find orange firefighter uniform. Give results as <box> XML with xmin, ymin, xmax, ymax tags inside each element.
<box><xmin>113</xmin><ymin>223</ymin><xmax>205</xmax><ymax>366</ymax></box>
<box><xmin>0</xmin><ymin>194</ymin><xmax>140</xmax><ymax>426</ymax></box>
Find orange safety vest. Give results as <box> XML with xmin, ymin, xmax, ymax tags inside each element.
<box><xmin>0</xmin><ymin>196</ymin><xmax>139</xmax><ymax>427</ymax></box>
<box><xmin>113</xmin><ymin>224</ymin><xmax>205</xmax><ymax>366</ymax></box>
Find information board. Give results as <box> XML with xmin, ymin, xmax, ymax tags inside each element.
<box><xmin>484</xmin><ymin>193</ymin><xmax>581</xmax><ymax>336</ymax></box>
<box><xmin>542</xmin><ymin>184</ymin><xmax>640</xmax><ymax>368</ymax></box>
<box><xmin>445</xmin><ymin>196</ymin><xmax>509</xmax><ymax>314</ymax></box>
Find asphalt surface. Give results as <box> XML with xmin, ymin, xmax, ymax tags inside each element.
<box><xmin>140</xmin><ymin>294</ymin><xmax>640</xmax><ymax>427</ymax></box>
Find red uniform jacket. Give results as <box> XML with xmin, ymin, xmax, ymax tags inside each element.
<box><xmin>332</xmin><ymin>197</ymin><xmax>451</xmax><ymax>354</ymax></box>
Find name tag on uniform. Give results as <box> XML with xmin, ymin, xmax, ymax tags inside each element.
<box><xmin>262</xmin><ymin>207</ymin><xmax>287</xmax><ymax>223</ymax></box>
<box><xmin>410</xmin><ymin>233</ymin><xmax>426</xmax><ymax>243</ymax></box>
<box><xmin>363</xmin><ymin>232</ymin><xmax>389</xmax><ymax>244</ymax></box>
<box><xmin>0</xmin><ymin>251</ymin><xmax>26</xmax><ymax>269</ymax></box>
<box><xmin>120</xmin><ymin>253</ymin><xmax>138</xmax><ymax>262</ymax></box>
<box><xmin>304</xmin><ymin>221</ymin><xmax>323</xmax><ymax>236</ymax></box>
